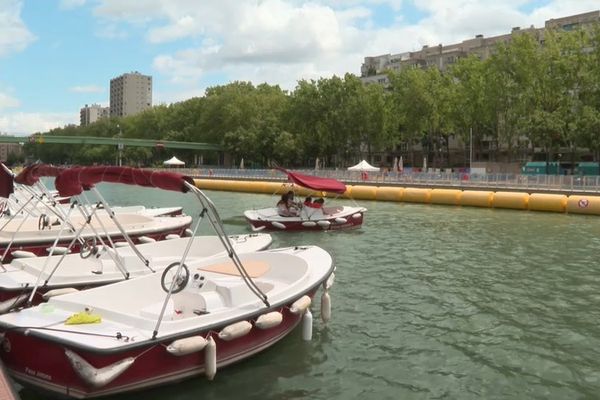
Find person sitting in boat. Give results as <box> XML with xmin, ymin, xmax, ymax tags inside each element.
<box><xmin>277</xmin><ymin>193</ymin><xmax>299</xmax><ymax>217</ymax></box>
<box><xmin>286</xmin><ymin>191</ymin><xmax>302</xmax><ymax>211</ymax></box>
<box><xmin>313</xmin><ymin>198</ymin><xmax>325</xmax><ymax>208</ymax></box>
<box><xmin>304</xmin><ymin>196</ymin><xmax>313</xmax><ymax>207</ymax></box>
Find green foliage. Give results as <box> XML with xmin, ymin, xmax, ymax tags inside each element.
<box><xmin>24</xmin><ymin>23</ymin><xmax>600</xmax><ymax>166</ymax></box>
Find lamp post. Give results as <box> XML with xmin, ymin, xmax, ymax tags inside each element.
<box><xmin>116</xmin><ymin>124</ymin><xmax>123</xmax><ymax>167</ymax></box>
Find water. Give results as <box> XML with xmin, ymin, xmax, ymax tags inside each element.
<box><xmin>19</xmin><ymin>185</ymin><xmax>600</xmax><ymax>399</ymax></box>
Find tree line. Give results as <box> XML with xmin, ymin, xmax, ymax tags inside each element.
<box><xmin>26</xmin><ymin>23</ymin><xmax>600</xmax><ymax>169</ymax></box>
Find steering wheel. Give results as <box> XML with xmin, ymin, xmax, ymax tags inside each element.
<box><xmin>161</xmin><ymin>262</ymin><xmax>190</xmax><ymax>294</ymax></box>
<box><xmin>38</xmin><ymin>214</ymin><xmax>50</xmax><ymax>230</ymax></box>
<box><xmin>80</xmin><ymin>237</ymin><xmax>98</xmax><ymax>259</ymax></box>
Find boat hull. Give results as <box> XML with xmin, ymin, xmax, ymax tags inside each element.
<box><xmin>0</xmin><ymin>221</ymin><xmax>191</xmax><ymax>263</ymax></box>
<box><xmin>0</xmin><ymin>297</ymin><xmax>312</xmax><ymax>398</ymax></box>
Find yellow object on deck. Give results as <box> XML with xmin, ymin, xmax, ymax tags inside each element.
<box><xmin>65</xmin><ymin>311</ymin><xmax>102</xmax><ymax>325</ymax></box>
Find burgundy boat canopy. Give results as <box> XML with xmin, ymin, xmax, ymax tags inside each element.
<box><xmin>55</xmin><ymin>166</ymin><xmax>196</xmax><ymax>197</ymax></box>
<box><xmin>0</xmin><ymin>163</ymin><xmax>14</xmax><ymax>198</ymax></box>
<box><xmin>14</xmin><ymin>164</ymin><xmax>64</xmax><ymax>186</ymax></box>
<box><xmin>279</xmin><ymin>168</ymin><xmax>346</xmax><ymax>194</ymax></box>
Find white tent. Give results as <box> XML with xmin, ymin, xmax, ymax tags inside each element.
<box><xmin>347</xmin><ymin>160</ymin><xmax>380</xmax><ymax>172</ymax></box>
<box><xmin>163</xmin><ymin>156</ymin><xmax>185</xmax><ymax>166</ymax></box>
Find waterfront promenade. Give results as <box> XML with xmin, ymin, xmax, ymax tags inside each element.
<box><xmin>175</xmin><ymin>168</ymin><xmax>600</xmax><ymax>196</ymax></box>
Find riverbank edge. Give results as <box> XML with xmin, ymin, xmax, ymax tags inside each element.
<box><xmin>193</xmin><ymin>177</ymin><xmax>600</xmax><ymax>216</ymax></box>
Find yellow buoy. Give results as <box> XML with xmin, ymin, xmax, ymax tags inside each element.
<box><xmin>348</xmin><ymin>185</ymin><xmax>377</xmax><ymax>201</ymax></box>
<box><xmin>460</xmin><ymin>190</ymin><xmax>493</xmax><ymax>208</ymax></box>
<box><xmin>566</xmin><ymin>195</ymin><xmax>600</xmax><ymax>215</ymax></box>
<box><xmin>430</xmin><ymin>189</ymin><xmax>461</xmax><ymax>206</ymax></box>
<box><xmin>375</xmin><ymin>187</ymin><xmax>403</xmax><ymax>202</ymax></box>
<box><xmin>528</xmin><ymin>193</ymin><xmax>567</xmax><ymax>213</ymax></box>
<box><xmin>492</xmin><ymin>191</ymin><xmax>529</xmax><ymax>210</ymax></box>
<box><xmin>402</xmin><ymin>188</ymin><xmax>432</xmax><ymax>204</ymax></box>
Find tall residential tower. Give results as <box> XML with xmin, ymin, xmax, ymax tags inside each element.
<box><xmin>109</xmin><ymin>72</ymin><xmax>152</xmax><ymax>118</ymax></box>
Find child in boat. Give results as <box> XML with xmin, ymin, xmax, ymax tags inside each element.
<box><xmin>277</xmin><ymin>193</ymin><xmax>299</xmax><ymax>217</ymax></box>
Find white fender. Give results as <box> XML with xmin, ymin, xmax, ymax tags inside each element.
<box><xmin>255</xmin><ymin>311</ymin><xmax>283</xmax><ymax>329</ymax></box>
<box><xmin>47</xmin><ymin>246</ymin><xmax>70</xmax><ymax>255</ymax></box>
<box><xmin>334</xmin><ymin>217</ymin><xmax>347</xmax><ymax>224</ymax></box>
<box><xmin>301</xmin><ymin>221</ymin><xmax>317</xmax><ymax>228</ymax></box>
<box><xmin>302</xmin><ymin>309</ymin><xmax>313</xmax><ymax>341</ymax></box>
<box><xmin>184</xmin><ymin>229</ymin><xmax>194</xmax><ymax>237</ymax></box>
<box><xmin>205</xmin><ymin>337</ymin><xmax>217</xmax><ymax>381</ymax></box>
<box><xmin>325</xmin><ymin>272</ymin><xmax>335</xmax><ymax>290</ymax></box>
<box><xmin>290</xmin><ymin>295</ymin><xmax>311</xmax><ymax>315</ymax></box>
<box><xmin>167</xmin><ymin>336</ymin><xmax>208</xmax><ymax>356</ymax></box>
<box><xmin>11</xmin><ymin>250</ymin><xmax>36</xmax><ymax>259</ymax></box>
<box><xmin>113</xmin><ymin>242</ymin><xmax>129</xmax><ymax>248</ymax></box>
<box><xmin>271</xmin><ymin>221</ymin><xmax>287</xmax><ymax>230</ymax></box>
<box><xmin>317</xmin><ymin>220</ymin><xmax>331</xmax><ymax>228</ymax></box>
<box><xmin>42</xmin><ymin>288</ymin><xmax>79</xmax><ymax>300</ymax></box>
<box><xmin>166</xmin><ymin>234</ymin><xmax>181</xmax><ymax>240</ymax></box>
<box><xmin>321</xmin><ymin>291</ymin><xmax>331</xmax><ymax>323</ymax></box>
<box><xmin>0</xmin><ymin>294</ymin><xmax>28</xmax><ymax>314</ymax></box>
<box><xmin>251</xmin><ymin>225</ymin><xmax>266</xmax><ymax>232</ymax></box>
<box><xmin>138</xmin><ymin>236</ymin><xmax>156</xmax><ymax>244</ymax></box>
<box><xmin>65</xmin><ymin>349</ymin><xmax>134</xmax><ymax>388</ymax></box>
<box><xmin>218</xmin><ymin>320</ymin><xmax>252</xmax><ymax>341</ymax></box>
<box><xmin>352</xmin><ymin>213</ymin><xmax>362</xmax><ymax>219</ymax></box>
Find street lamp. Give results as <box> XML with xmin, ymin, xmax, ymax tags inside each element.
<box><xmin>116</xmin><ymin>124</ymin><xmax>123</xmax><ymax>167</ymax></box>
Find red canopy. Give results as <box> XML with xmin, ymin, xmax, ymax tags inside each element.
<box><xmin>15</xmin><ymin>164</ymin><xmax>63</xmax><ymax>186</ymax></box>
<box><xmin>279</xmin><ymin>168</ymin><xmax>346</xmax><ymax>194</ymax></box>
<box><xmin>55</xmin><ymin>166</ymin><xmax>195</xmax><ymax>196</ymax></box>
<box><xmin>0</xmin><ymin>163</ymin><xmax>14</xmax><ymax>198</ymax></box>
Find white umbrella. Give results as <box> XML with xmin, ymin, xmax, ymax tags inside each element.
<box><xmin>315</xmin><ymin>157</ymin><xmax>320</xmax><ymax>171</ymax></box>
<box><xmin>392</xmin><ymin>157</ymin><xmax>398</xmax><ymax>172</ymax></box>
<box><xmin>399</xmin><ymin>156</ymin><xmax>403</xmax><ymax>172</ymax></box>
<box><xmin>423</xmin><ymin>156</ymin><xmax>427</xmax><ymax>172</ymax></box>
<box><xmin>239</xmin><ymin>158</ymin><xmax>244</xmax><ymax>169</ymax></box>
<box><xmin>347</xmin><ymin>160</ymin><xmax>380</xmax><ymax>172</ymax></box>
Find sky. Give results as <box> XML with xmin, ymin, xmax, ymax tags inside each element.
<box><xmin>0</xmin><ymin>0</ymin><xmax>599</xmax><ymax>136</ymax></box>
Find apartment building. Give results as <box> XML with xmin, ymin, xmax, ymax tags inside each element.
<box><xmin>109</xmin><ymin>72</ymin><xmax>152</xmax><ymax>118</ymax></box>
<box><xmin>80</xmin><ymin>103</ymin><xmax>109</xmax><ymax>126</ymax></box>
<box><xmin>361</xmin><ymin>10</ymin><xmax>600</xmax><ymax>86</ymax></box>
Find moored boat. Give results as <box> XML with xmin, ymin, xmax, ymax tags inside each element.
<box><xmin>0</xmin><ymin>166</ymin><xmax>334</xmax><ymax>398</ymax></box>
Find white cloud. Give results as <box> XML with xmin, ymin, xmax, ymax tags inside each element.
<box><xmin>0</xmin><ymin>92</ymin><xmax>20</xmax><ymax>109</ymax></box>
<box><xmin>0</xmin><ymin>112</ymin><xmax>78</xmax><ymax>136</ymax></box>
<box><xmin>59</xmin><ymin>0</ymin><xmax>86</xmax><ymax>10</ymax></box>
<box><xmin>69</xmin><ymin>85</ymin><xmax>105</xmax><ymax>93</ymax></box>
<box><xmin>0</xmin><ymin>0</ymin><xmax>36</xmax><ymax>57</ymax></box>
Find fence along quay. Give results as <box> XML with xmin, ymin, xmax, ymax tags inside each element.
<box><xmin>177</xmin><ymin>168</ymin><xmax>600</xmax><ymax>216</ymax></box>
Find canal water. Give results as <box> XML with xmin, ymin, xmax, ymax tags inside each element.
<box><xmin>19</xmin><ymin>184</ymin><xmax>600</xmax><ymax>399</ymax></box>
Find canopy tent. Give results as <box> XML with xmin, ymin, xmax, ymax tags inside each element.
<box><xmin>163</xmin><ymin>156</ymin><xmax>185</xmax><ymax>166</ymax></box>
<box><xmin>347</xmin><ymin>160</ymin><xmax>379</xmax><ymax>172</ymax></box>
<box><xmin>278</xmin><ymin>168</ymin><xmax>346</xmax><ymax>194</ymax></box>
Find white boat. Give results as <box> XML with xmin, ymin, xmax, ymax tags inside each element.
<box><xmin>0</xmin><ymin>164</ymin><xmax>193</xmax><ymax>262</ymax></box>
<box><xmin>0</xmin><ymin>233</ymin><xmax>273</xmax><ymax>308</ymax></box>
<box><xmin>0</xmin><ymin>166</ymin><xmax>334</xmax><ymax>398</ymax></box>
<box><xmin>244</xmin><ymin>168</ymin><xmax>366</xmax><ymax>231</ymax></box>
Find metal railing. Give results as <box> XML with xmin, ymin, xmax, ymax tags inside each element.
<box><xmin>165</xmin><ymin>168</ymin><xmax>600</xmax><ymax>194</ymax></box>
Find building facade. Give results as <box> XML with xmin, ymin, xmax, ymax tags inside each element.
<box><xmin>79</xmin><ymin>104</ymin><xmax>109</xmax><ymax>126</ymax></box>
<box><xmin>109</xmin><ymin>72</ymin><xmax>152</xmax><ymax>118</ymax></box>
<box><xmin>361</xmin><ymin>10</ymin><xmax>600</xmax><ymax>86</ymax></box>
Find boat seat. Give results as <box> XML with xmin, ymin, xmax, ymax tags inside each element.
<box><xmin>198</xmin><ymin>260</ymin><xmax>270</xmax><ymax>278</ymax></box>
<box><xmin>139</xmin><ymin>298</ymin><xmax>177</xmax><ymax>320</ymax></box>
